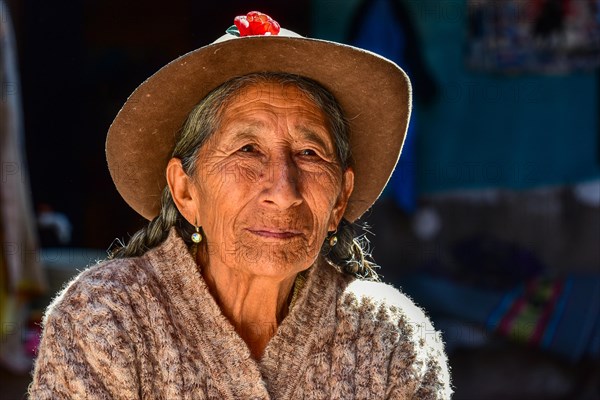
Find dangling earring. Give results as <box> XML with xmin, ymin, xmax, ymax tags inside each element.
<box><xmin>191</xmin><ymin>221</ymin><xmax>202</xmax><ymax>244</ymax></box>
<box><xmin>328</xmin><ymin>229</ymin><xmax>338</xmax><ymax>247</ymax></box>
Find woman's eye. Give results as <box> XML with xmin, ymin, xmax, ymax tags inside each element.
<box><xmin>299</xmin><ymin>149</ymin><xmax>317</xmax><ymax>156</ymax></box>
<box><xmin>239</xmin><ymin>144</ymin><xmax>256</xmax><ymax>153</ymax></box>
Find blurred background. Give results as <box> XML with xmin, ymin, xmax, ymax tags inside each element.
<box><xmin>0</xmin><ymin>0</ymin><xmax>598</xmax><ymax>398</ymax></box>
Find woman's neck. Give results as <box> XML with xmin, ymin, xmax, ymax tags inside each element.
<box><xmin>199</xmin><ymin>256</ymin><xmax>297</xmax><ymax>359</ymax></box>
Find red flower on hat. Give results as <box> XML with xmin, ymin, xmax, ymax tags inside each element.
<box><xmin>233</xmin><ymin>11</ymin><xmax>280</xmax><ymax>36</ymax></box>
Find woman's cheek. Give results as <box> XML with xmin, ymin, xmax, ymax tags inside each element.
<box><xmin>301</xmin><ymin>167</ymin><xmax>342</xmax><ymax>199</ymax></box>
<box><xmin>201</xmin><ymin>157</ymin><xmax>259</xmax><ymax>190</ymax></box>
<box><xmin>237</xmin><ymin>161</ymin><xmax>264</xmax><ymax>185</ymax></box>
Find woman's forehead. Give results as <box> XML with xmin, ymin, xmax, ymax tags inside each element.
<box><xmin>222</xmin><ymin>82</ymin><xmax>324</xmax><ymax>113</ymax></box>
<box><xmin>217</xmin><ymin>83</ymin><xmax>331</xmax><ymax>134</ymax></box>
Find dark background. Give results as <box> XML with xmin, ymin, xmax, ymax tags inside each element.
<box><xmin>7</xmin><ymin>0</ymin><xmax>311</xmax><ymax>248</ymax></box>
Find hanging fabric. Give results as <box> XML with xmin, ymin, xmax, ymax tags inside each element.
<box><xmin>0</xmin><ymin>0</ymin><xmax>46</xmax><ymax>373</ymax></box>
<box><xmin>348</xmin><ymin>0</ymin><xmax>439</xmax><ymax>213</ymax></box>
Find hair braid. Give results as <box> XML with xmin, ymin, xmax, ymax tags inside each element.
<box><xmin>322</xmin><ymin>219</ymin><xmax>379</xmax><ymax>280</ymax></box>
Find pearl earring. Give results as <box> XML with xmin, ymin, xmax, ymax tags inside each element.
<box><xmin>328</xmin><ymin>230</ymin><xmax>338</xmax><ymax>247</ymax></box>
<box><xmin>191</xmin><ymin>224</ymin><xmax>202</xmax><ymax>243</ymax></box>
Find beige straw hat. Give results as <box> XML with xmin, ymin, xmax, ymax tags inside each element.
<box><xmin>106</xmin><ymin>11</ymin><xmax>411</xmax><ymax>222</ymax></box>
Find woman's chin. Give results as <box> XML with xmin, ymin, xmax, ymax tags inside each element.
<box><xmin>215</xmin><ymin>241</ymin><xmax>317</xmax><ymax>278</ymax></box>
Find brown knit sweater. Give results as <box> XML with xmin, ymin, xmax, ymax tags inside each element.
<box><xmin>30</xmin><ymin>229</ymin><xmax>451</xmax><ymax>399</ymax></box>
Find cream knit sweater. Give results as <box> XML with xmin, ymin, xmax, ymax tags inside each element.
<box><xmin>30</xmin><ymin>229</ymin><xmax>451</xmax><ymax>399</ymax></box>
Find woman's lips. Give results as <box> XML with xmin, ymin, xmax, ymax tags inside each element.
<box><xmin>247</xmin><ymin>229</ymin><xmax>302</xmax><ymax>239</ymax></box>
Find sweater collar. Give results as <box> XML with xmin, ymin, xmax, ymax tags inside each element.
<box><xmin>144</xmin><ymin>228</ymin><xmax>350</xmax><ymax>399</ymax></box>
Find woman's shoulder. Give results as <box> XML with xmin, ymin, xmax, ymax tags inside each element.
<box><xmin>320</xmin><ymin>262</ymin><xmax>433</xmax><ymax>330</ymax></box>
<box><xmin>339</xmin><ymin>277</ymin><xmax>431</xmax><ymax>325</ymax></box>
<box><xmin>62</xmin><ymin>254</ymin><xmax>150</xmax><ymax>295</ymax></box>
<box><xmin>335</xmin><ymin>276</ymin><xmax>452</xmax><ymax>398</ymax></box>
<box><xmin>75</xmin><ymin>254</ymin><xmax>148</xmax><ymax>283</ymax></box>
<box><xmin>42</xmin><ymin>254</ymin><xmax>153</xmax><ymax>325</ymax></box>
<box><xmin>335</xmin><ymin>276</ymin><xmax>445</xmax><ymax>361</ymax></box>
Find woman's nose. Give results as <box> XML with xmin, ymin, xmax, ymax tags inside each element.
<box><xmin>260</xmin><ymin>155</ymin><xmax>303</xmax><ymax>210</ymax></box>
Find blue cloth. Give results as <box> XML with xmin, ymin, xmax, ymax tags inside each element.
<box><xmin>412</xmin><ymin>0</ymin><xmax>600</xmax><ymax>192</ymax></box>
<box><xmin>350</xmin><ymin>0</ymin><xmax>417</xmax><ymax>213</ymax></box>
<box><xmin>402</xmin><ymin>273</ymin><xmax>600</xmax><ymax>363</ymax></box>
<box><xmin>316</xmin><ymin>0</ymin><xmax>600</xmax><ymax>193</ymax></box>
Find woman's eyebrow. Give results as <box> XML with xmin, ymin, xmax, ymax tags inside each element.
<box><xmin>296</xmin><ymin>126</ymin><xmax>334</xmax><ymax>152</ymax></box>
<box><xmin>211</xmin><ymin>126</ymin><xmax>261</xmax><ymax>152</ymax></box>
<box><xmin>224</xmin><ymin>120</ymin><xmax>334</xmax><ymax>152</ymax></box>
<box><xmin>225</xmin><ymin>122</ymin><xmax>264</xmax><ymax>141</ymax></box>
<box><xmin>231</xmin><ymin>129</ymin><xmax>260</xmax><ymax>141</ymax></box>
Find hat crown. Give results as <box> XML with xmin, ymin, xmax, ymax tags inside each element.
<box><xmin>213</xmin><ymin>28</ymin><xmax>303</xmax><ymax>45</ymax></box>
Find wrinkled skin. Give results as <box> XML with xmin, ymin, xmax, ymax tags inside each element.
<box><xmin>167</xmin><ymin>82</ymin><xmax>354</xmax><ymax>357</ymax></box>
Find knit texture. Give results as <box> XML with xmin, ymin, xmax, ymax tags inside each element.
<box><xmin>29</xmin><ymin>229</ymin><xmax>452</xmax><ymax>399</ymax></box>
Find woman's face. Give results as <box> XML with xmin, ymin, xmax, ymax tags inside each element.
<box><xmin>189</xmin><ymin>82</ymin><xmax>354</xmax><ymax>278</ymax></box>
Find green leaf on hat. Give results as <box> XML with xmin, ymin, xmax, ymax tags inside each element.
<box><xmin>226</xmin><ymin>25</ymin><xmax>240</xmax><ymax>37</ymax></box>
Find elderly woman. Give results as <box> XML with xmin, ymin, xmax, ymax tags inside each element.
<box><xmin>29</xmin><ymin>12</ymin><xmax>451</xmax><ymax>399</ymax></box>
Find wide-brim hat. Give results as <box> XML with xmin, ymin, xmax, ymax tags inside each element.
<box><xmin>106</xmin><ymin>16</ymin><xmax>412</xmax><ymax>223</ymax></box>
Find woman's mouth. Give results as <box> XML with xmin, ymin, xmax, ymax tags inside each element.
<box><xmin>247</xmin><ymin>229</ymin><xmax>302</xmax><ymax>239</ymax></box>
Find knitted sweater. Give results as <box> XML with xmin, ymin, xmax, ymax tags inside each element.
<box><xmin>30</xmin><ymin>229</ymin><xmax>451</xmax><ymax>399</ymax></box>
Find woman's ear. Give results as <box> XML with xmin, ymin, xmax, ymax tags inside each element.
<box><xmin>166</xmin><ymin>158</ymin><xmax>197</xmax><ymax>224</ymax></box>
<box><xmin>329</xmin><ymin>167</ymin><xmax>355</xmax><ymax>231</ymax></box>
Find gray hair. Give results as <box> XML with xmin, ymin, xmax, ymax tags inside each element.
<box><xmin>110</xmin><ymin>72</ymin><xmax>378</xmax><ymax>280</ymax></box>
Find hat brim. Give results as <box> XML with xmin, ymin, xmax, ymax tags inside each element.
<box><xmin>106</xmin><ymin>34</ymin><xmax>411</xmax><ymax>222</ymax></box>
